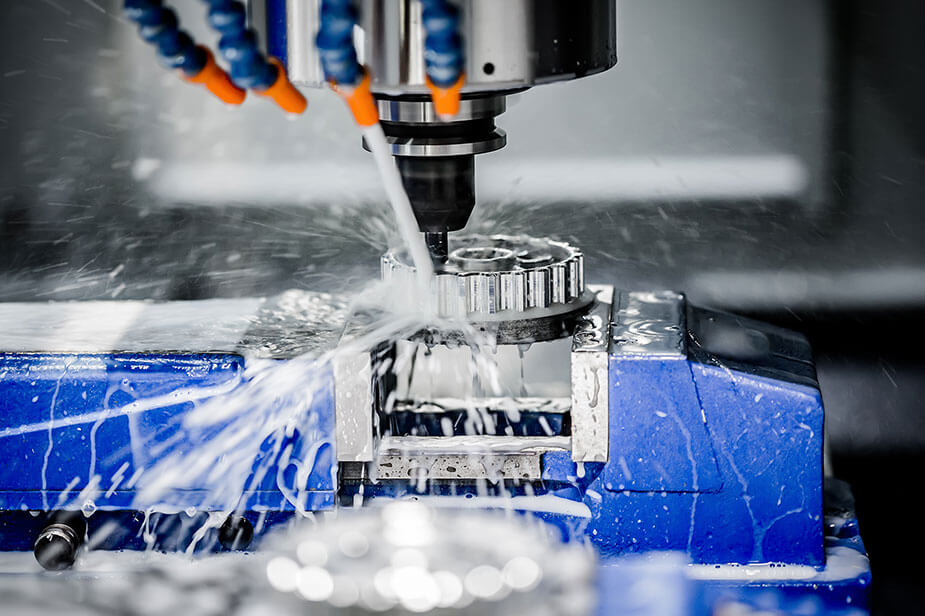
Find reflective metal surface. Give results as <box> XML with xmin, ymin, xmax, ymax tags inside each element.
<box><xmin>377</xmin><ymin>95</ymin><xmax>506</xmax><ymax>123</ymax></box>
<box><xmin>334</xmin><ymin>317</ymin><xmax>384</xmax><ymax>463</ymax></box>
<box><xmin>382</xmin><ymin>235</ymin><xmax>586</xmax><ymax>320</ymax></box>
<box><xmin>375</xmin><ymin>454</ymin><xmax>543</xmax><ymax>480</ymax></box>
<box><xmin>570</xmin><ymin>285</ymin><xmax>613</xmax><ymax>463</ymax></box>
<box><xmin>283</xmin><ymin>0</ymin><xmax>324</xmax><ymax>87</ymax></box>
<box><xmin>277</xmin><ymin>0</ymin><xmax>617</xmax><ymax>93</ymax></box>
<box><xmin>378</xmin><ymin>435</ymin><xmax>570</xmax><ymax>456</ymax></box>
<box><xmin>381</xmin><ymin>129</ymin><xmax>506</xmax><ymax>157</ymax></box>
<box><xmin>333</xmin><ymin>350</ymin><xmax>375</xmax><ymax>463</ymax></box>
<box><xmin>611</xmin><ymin>291</ymin><xmax>687</xmax><ymax>358</ymax></box>
<box><xmin>0</xmin><ymin>291</ymin><xmax>347</xmax><ymax>359</ymax></box>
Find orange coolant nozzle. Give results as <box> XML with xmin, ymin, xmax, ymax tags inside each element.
<box><xmin>426</xmin><ymin>73</ymin><xmax>465</xmax><ymax>118</ymax></box>
<box><xmin>331</xmin><ymin>68</ymin><xmax>379</xmax><ymax>127</ymax></box>
<box><xmin>257</xmin><ymin>58</ymin><xmax>308</xmax><ymax>115</ymax></box>
<box><xmin>184</xmin><ymin>47</ymin><xmax>246</xmax><ymax>106</ymax></box>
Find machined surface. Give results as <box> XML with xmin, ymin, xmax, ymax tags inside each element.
<box><xmin>333</xmin><ymin>351</ymin><xmax>375</xmax><ymax>463</ymax></box>
<box><xmin>611</xmin><ymin>291</ymin><xmax>687</xmax><ymax>357</ymax></box>
<box><xmin>375</xmin><ymin>454</ymin><xmax>542</xmax><ymax>480</ymax></box>
<box><xmin>0</xmin><ymin>290</ymin><xmax>348</xmax><ymax>360</ymax></box>
<box><xmin>333</xmin><ymin>316</ymin><xmax>387</xmax><ymax>463</ymax></box>
<box><xmin>391</xmin><ymin>397</ymin><xmax>571</xmax><ymax>416</ymax></box>
<box><xmin>383</xmin><ymin>235</ymin><xmax>586</xmax><ymax>321</ymax></box>
<box><xmin>410</xmin><ymin>300</ymin><xmax>594</xmax><ymax>345</ymax></box>
<box><xmin>378</xmin><ymin>435</ymin><xmax>570</xmax><ymax>456</ymax></box>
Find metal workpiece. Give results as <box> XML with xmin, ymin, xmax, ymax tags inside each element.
<box><xmin>375</xmin><ymin>454</ymin><xmax>543</xmax><ymax>480</ymax></box>
<box><xmin>333</xmin><ymin>316</ymin><xmax>387</xmax><ymax>464</ymax></box>
<box><xmin>611</xmin><ymin>290</ymin><xmax>687</xmax><ymax>357</ymax></box>
<box><xmin>570</xmin><ymin>285</ymin><xmax>614</xmax><ymax>463</ymax></box>
<box><xmin>390</xmin><ymin>397</ymin><xmax>572</xmax><ymax>416</ymax></box>
<box><xmin>379</xmin><ymin>435</ymin><xmax>570</xmax><ymax>456</ymax></box>
<box><xmin>382</xmin><ymin>235</ymin><xmax>588</xmax><ymax>323</ymax></box>
<box><xmin>333</xmin><ymin>351</ymin><xmax>375</xmax><ymax>462</ymax></box>
<box><xmin>238</xmin><ymin>290</ymin><xmax>350</xmax><ymax>358</ymax></box>
<box><xmin>275</xmin><ymin>0</ymin><xmax>617</xmax><ymax>92</ymax></box>
<box><xmin>0</xmin><ymin>290</ymin><xmax>348</xmax><ymax>359</ymax></box>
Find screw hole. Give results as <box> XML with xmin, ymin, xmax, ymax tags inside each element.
<box><xmin>218</xmin><ymin>515</ymin><xmax>254</xmax><ymax>551</ymax></box>
<box><xmin>482</xmin><ymin>62</ymin><xmax>495</xmax><ymax>75</ymax></box>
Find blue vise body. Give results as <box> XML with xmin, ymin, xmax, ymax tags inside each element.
<box><xmin>0</xmin><ymin>354</ymin><xmax>337</xmax><ymax>514</ymax></box>
<box><xmin>0</xmin><ymin>294</ymin><xmax>343</xmax><ymax>552</ymax></box>
<box><xmin>576</xmin><ymin>290</ymin><xmax>823</xmax><ymax>566</ymax></box>
<box><xmin>0</xmin><ymin>289</ymin><xmax>823</xmax><ymax>569</ymax></box>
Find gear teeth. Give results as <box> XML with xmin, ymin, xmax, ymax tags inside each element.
<box><xmin>382</xmin><ymin>235</ymin><xmax>585</xmax><ymax>319</ymax></box>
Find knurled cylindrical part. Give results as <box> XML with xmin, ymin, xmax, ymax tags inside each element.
<box><xmin>382</xmin><ymin>235</ymin><xmax>585</xmax><ymax>319</ymax></box>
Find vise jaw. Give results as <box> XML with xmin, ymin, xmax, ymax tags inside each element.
<box><xmin>332</xmin><ymin>286</ymin><xmax>824</xmax><ymax>567</ymax></box>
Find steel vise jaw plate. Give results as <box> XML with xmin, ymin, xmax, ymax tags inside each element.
<box><xmin>570</xmin><ymin>284</ymin><xmax>615</xmax><ymax>463</ymax></box>
<box><xmin>610</xmin><ymin>290</ymin><xmax>686</xmax><ymax>358</ymax></box>
<box><xmin>568</xmin><ymin>288</ymin><xmax>688</xmax><ymax>463</ymax></box>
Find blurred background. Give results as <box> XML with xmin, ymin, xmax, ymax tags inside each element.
<box><xmin>0</xmin><ymin>1</ymin><xmax>922</xmax><ymax>612</ymax></box>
